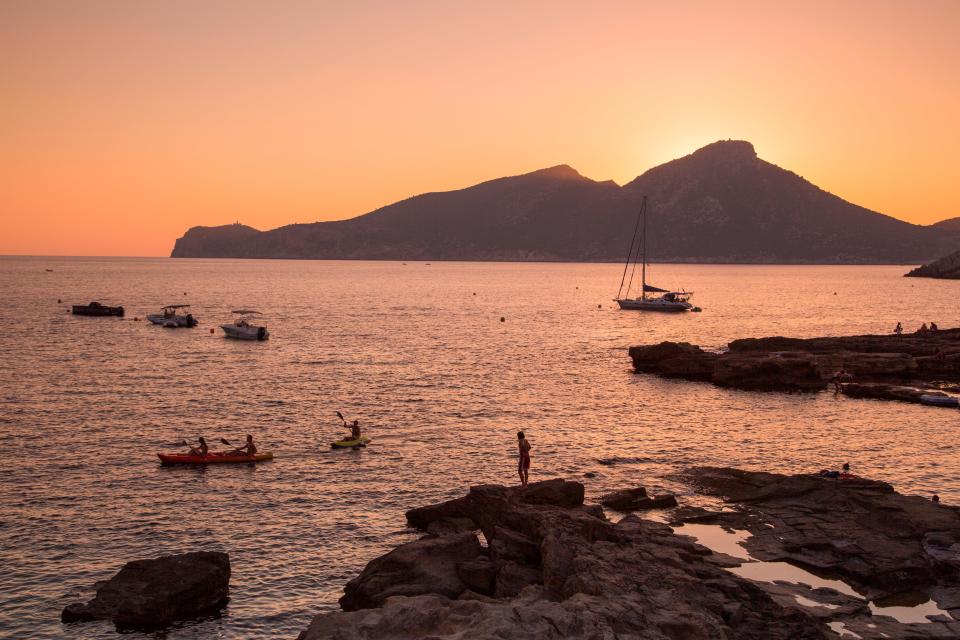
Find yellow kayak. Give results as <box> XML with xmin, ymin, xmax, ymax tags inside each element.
<box><xmin>331</xmin><ymin>436</ymin><xmax>371</xmax><ymax>449</ymax></box>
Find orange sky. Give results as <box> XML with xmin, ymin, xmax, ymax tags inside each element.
<box><xmin>2</xmin><ymin>0</ymin><xmax>959</xmax><ymax>256</ymax></box>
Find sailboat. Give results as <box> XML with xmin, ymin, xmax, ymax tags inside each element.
<box><xmin>614</xmin><ymin>196</ymin><xmax>694</xmax><ymax>312</ymax></box>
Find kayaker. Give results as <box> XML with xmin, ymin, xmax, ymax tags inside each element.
<box><xmin>349</xmin><ymin>420</ymin><xmax>361</xmax><ymax>441</ymax></box>
<box><xmin>230</xmin><ymin>434</ymin><xmax>257</xmax><ymax>456</ymax></box>
<box><xmin>517</xmin><ymin>431</ymin><xmax>531</xmax><ymax>486</ymax></box>
<box><xmin>187</xmin><ymin>437</ymin><xmax>209</xmax><ymax>458</ymax></box>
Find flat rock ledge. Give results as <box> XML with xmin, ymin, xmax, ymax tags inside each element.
<box><xmin>61</xmin><ymin>551</ymin><xmax>230</xmax><ymax>629</ymax></box>
<box><xmin>675</xmin><ymin>467</ymin><xmax>960</xmax><ymax>639</ymax></box>
<box><xmin>299</xmin><ymin>478</ymin><xmax>835</xmax><ymax>639</ymax></box>
<box><xmin>628</xmin><ymin>329</ymin><xmax>960</xmax><ymax>401</ymax></box>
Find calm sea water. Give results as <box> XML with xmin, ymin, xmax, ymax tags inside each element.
<box><xmin>2</xmin><ymin>257</ymin><xmax>959</xmax><ymax>639</ymax></box>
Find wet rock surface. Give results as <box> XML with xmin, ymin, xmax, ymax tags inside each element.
<box><xmin>600</xmin><ymin>486</ymin><xmax>679</xmax><ymax>511</ymax></box>
<box><xmin>677</xmin><ymin>467</ymin><xmax>960</xmax><ymax>637</ymax></box>
<box><xmin>629</xmin><ymin>329</ymin><xmax>960</xmax><ymax>400</ymax></box>
<box><xmin>300</xmin><ymin>478</ymin><xmax>834</xmax><ymax>639</ymax></box>
<box><xmin>61</xmin><ymin>551</ymin><xmax>230</xmax><ymax>629</ymax></box>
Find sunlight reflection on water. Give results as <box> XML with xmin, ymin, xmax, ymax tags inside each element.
<box><xmin>2</xmin><ymin>258</ymin><xmax>959</xmax><ymax>638</ymax></box>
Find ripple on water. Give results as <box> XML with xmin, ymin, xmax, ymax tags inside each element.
<box><xmin>2</xmin><ymin>259</ymin><xmax>959</xmax><ymax>638</ymax></box>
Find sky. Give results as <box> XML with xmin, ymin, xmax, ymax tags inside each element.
<box><xmin>2</xmin><ymin>0</ymin><xmax>959</xmax><ymax>256</ymax></box>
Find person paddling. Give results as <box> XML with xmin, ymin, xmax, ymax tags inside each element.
<box><xmin>229</xmin><ymin>434</ymin><xmax>257</xmax><ymax>456</ymax></box>
<box><xmin>187</xmin><ymin>437</ymin><xmax>209</xmax><ymax>458</ymax></box>
<box><xmin>336</xmin><ymin>412</ymin><xmax>362</xmax><ymax>442</ymax></box>
<box><xmin>517</xmin><ymin>431</ymin><xmax>531</xmax><ymax>486</ymax></box>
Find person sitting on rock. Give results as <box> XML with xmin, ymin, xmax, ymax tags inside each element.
<box><xmin>918</xmin><ymin>323</ymin><xmax>929</xmax><ymax>333</ymax></box>
<box><xmin>187</xmin><ymin>437</ymin><xmax>209</xmax><ymax>458</ymax></box>
<box><xmin>930</xmin><ymin>322</ymin><xmax>939</xmax><ymax>331</ymax></box>
<box><xmin>894</xmin><ymin>322</ymin><xmax>903</xmax><ymax>335</ymax></box>
<box><xmin>517</xmin><ymin>431</ymin><xmax>531</xmax><ymax>486</ymax></box>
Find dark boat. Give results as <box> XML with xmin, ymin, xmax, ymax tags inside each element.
<box><xmin>72</xmin><ymin>301</ymin><xmax>125</xmax><ymax>317</ymax></box>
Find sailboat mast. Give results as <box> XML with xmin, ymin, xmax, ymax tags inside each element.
<box><xmin>641</xmin><ymin>196</ymin><xmax>647</xmax><ymax>300</ymax></box>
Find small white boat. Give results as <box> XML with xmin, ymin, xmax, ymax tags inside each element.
<box><xmin>221</xmin><ymin>310</ymin><xmax>269</xmax><ymax>341</ymax></box>
<box><xmin>614</xmin><ymin>196</ymin><xmax>696</xmax><ymax>313</ymax></box>
<box><xmin>146</xmin><ymin>304</ymin><xmax>198</xmax><ymax>327</ymax></box>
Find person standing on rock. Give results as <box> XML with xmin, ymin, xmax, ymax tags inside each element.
<box><xmin>517</xmin><ymin>431</ymin><xmax>531</xmax><ymax>486</ymax></box>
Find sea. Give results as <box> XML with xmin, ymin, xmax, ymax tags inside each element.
<box><xmin>1</xmin><ymin>257</ymin><xmax>958</xmax><ymax>639</ymax></box>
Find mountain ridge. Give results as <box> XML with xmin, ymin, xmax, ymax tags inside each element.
<box><xmin>171</xmin><ymin>141</ymin><xmax>959</xmax><ymax>263</ymax></box>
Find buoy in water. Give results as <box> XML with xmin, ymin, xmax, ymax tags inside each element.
<box><xmin>500</xmin><ymin>317</ymin><xmax>505</xmax><ymax>322</ymax></box>
<box><xmin>597</xmin><ymin>304</ymin><xmax>602</xmax><ymax>309</ymax></box>
<box><xmin>210</xmin><ymin>328</ymin><xmax>215</xmax><ymax>334</ymax></box>
<box><xmin>57</xmin><ymin>299</ymin><xmax>62</xmax><ymax>303</ymax></box>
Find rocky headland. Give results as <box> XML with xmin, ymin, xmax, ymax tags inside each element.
<box><xmin>297</xmin><ymin>474</ymin><xmax>960</xmax><ymax>639</ymax></box>
<box><xmin>906</xmin><ymin>249</ymin><xmax>960</xmax><ymax>279</ymax></box>
<box><xmin>628</xmin><ymin>328</ymin><xmax>960</xmax><ymax>404</ymax></box>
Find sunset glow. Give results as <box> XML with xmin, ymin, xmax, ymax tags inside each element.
<box><xmin>3</xmin><ymin>0</ymin><xmax>959</xmax><ymax>256</ymax></box>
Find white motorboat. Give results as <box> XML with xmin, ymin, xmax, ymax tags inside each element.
<box><xmin>221</xmin><ymin>310</ymin><xmax>269</xmax><ymax>341</ymax></box>
<box><xmin>146</xmin><ymin>304</ymin><xmax>198</xmax><ymax>327</ymax></box>
<box><xmin>614</xmin><ymin>196</ymin><xmax>696</xmax><ymax>312</ymax></box>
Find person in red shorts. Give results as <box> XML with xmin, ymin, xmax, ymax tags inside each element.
<box><xmin>517</xmin><ymin>431</ymin><xmax>531</xmax><ymax>486</ymax></box>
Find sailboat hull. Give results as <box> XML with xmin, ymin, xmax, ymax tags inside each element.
<box><xmin>616</xmin><ymin>298</ymin><xmax>692</xmax><ymax>312</ymax></box>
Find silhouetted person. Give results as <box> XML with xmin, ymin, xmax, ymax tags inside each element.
<box><xmin>930</xmin><ymin>322</ymin><xmax>939</xmax><ymax>331</ymax></box>
<box><xmin>918</xmin><ymin>323</ymin><xmax>929</xmax><ymax>333</ymax></box>
<box><xmin>932</xmin><ymin>495</ymin><xmax>940</xmax><ymax>503</ymax></box>
<box><xmin>517</xmin><ymin>431</ymin><xmax>531</xmax><ymax>486</ymax></box>
<box><xmin>231</xmin><ymin>434</ymin><xmax>257</xmax><ymax>456</ymax></box>
<box><xmin>188</xmin><ymin>437</ymin><xmax>209</xmax><ymax>458</ymax></box>
<box><xmin>894</xmin><ymin>322</ymin><xmax>903</xmax><ymax>335</ymax></box>
<box><xmin>832</xmin><ymin>368</ymin><xmax>849</xmax><ymax>393</ymax></box>
<box><xmin>350</xmin><ymin>420</ymin><xmax>361</xmax><ymax>441</ymax></box>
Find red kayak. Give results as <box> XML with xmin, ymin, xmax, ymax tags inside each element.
<box><xmin>157</xmin><ymin>452</ymin><xmax>274</xmax><ymax>466</ymax></box>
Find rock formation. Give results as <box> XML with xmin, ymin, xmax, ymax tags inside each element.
<box><xmin>906</xmin><ymin>249</ymin><xmax>960</xmax><ymax>279</ymax></box>
<box><xmin>61</xmin><ymin>551</ymin><xmax>230</xmax><ymax>629</ymax></box>
<box><xmin>676</xmin><ymin>467</ymin><xmax>960</xmax><ymax>636</ymax></box>
<box><xmin>299</xmin><ymin>479</ymin><xmax>834</xmax><ymax>639</ymax></box>
<box><xmin>628</xmin><ymin>328</ymin><xmax>960</xmax><ymax>402</ymax></box>
<box><xmin>172</xmin><ymin>141</ymin><xmax>960</xmax><ymax>263</ymax></box>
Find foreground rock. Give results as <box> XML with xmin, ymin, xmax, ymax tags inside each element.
<box><xmin>300</xmin><ymin>479</ymin><xmax>832</xmax><ymax>639</ymax></box>
<box><xmin>678</xmin><ymin>467</ymin><xmax>960</xmax><ymax>621</ymax></box>
<box><xmin>600</xmin><ymin>486</ymin><xmax>679</xmax><ymax>511</ymax></box>
<box><xmin>629</xmin><ymin>328</ymin><xmax>960</xmax><ymax>401</ymax></box>
<box><xmin>61</xmin><ymin>551</ymin><xmax>230</xmax><ymax>629</ymax></box>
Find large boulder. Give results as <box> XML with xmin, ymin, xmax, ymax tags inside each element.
<box><xmin>339</xmin><ymin>532</ymin><xmax>483</xmax><ymax>611</ymax></box>
<box><xmin>61</xmin><ymin>551</ymin><xmax>230</xmax><ymax>629</ymax></box>
<box><xmin>628</xmin><ymin>341</ymin><xmax>718</xmax><ymax>379</ymax></box>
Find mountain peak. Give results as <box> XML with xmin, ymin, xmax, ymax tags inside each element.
<box><xmin>690</xmin><ymin>139</ymin><xmax>757</xmax><ymax>160</ymax></box>
<box><xmin>528</xmin><ymin>164</ymin><xmax>586</xmax><ymax>180</ymax></box>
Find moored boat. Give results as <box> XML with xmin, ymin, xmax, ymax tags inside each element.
<box><xmin>614</xmin><ymin>197</ymin><xmax>695</xmax><ymax>312</ymax></box>
<box><xmin>146</xmin><ymin>304</ymin><xmax>197</xmax><ymax>328</ymax></box>
<box><xmin>221</xmin><ymin>310</ymin><xmax>269</xmax><ymax>340</ymax></box>
<box><xmin>157</xmin><ymin>451</ymin><xmax>274</xmax><ymax>465</ymax></box>
<box><xmin>72</xmin><ymin>301</ymin><xmax>124</xmax><ymax>317</ymax></box>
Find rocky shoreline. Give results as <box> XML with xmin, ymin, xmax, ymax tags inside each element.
<box><xmin>297</xmin><ymin>471</ymin><xmax>960</xmax><ymax>639</ymax></box>
<box><xmin>628</xmin><ymin>329</ymin><xmax>960</xmax><ymax>404</ymax></box>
